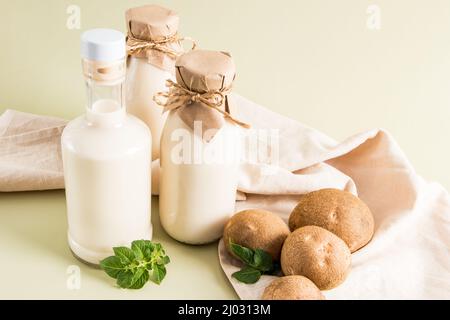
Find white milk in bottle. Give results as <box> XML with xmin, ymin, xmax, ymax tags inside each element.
<box><xmin>125</xmin><ymin>4</ymin><xmax>184</xmax><ymax>160</ymax></box>
<box><xmin>157</xmin><ymin>50</ymin><xmax>248</xmax><ymax>244</ymax></box>
<box><xmin>61</xmin><ymin>29</ymin><xmax>152</xmax><ymax>265</ymax></box>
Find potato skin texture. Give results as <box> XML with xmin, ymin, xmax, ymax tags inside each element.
<box><xmin>224</xmin><ymin>209</ymin><xmax>290</xmax><ymax>261</ymax></box>
<box><xmin>289</xmin><ymin>188</ymin><xmax>375</xmax><ymax>252</ymax></box>
<box><xmin>262</xmin><ymin>275</ymin><xmax>325</xmax><ymax>300</ymax></box>
<box><xmin>281</xmin><ymin>226</ymin><xmax>351</xmax><ymax>290</ymax></box>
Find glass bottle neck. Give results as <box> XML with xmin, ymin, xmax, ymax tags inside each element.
<box><xmin>85</xmin><ymin>79</ymin><xmax>125</xmax><ymax>126</ymax></box>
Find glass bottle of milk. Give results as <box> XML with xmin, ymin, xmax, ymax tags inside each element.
<box><xmin>61</xmin><ymin>29</ymin><xmax>152</xmax><ymax>265</ymax></box>
<box><xmin>125</xmin><ymin>4</ymin><xmax>183</xmax><ymax>160</ymax></box>
<box><xmin>158</xmin><ymin>50</ymin><xmax>246</xmax><ymax>245</ymax></box>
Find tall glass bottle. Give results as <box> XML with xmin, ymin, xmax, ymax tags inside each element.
<box><xmin>61</xmin><ymin>29</ymin><xmax>152</xmax><ymax>265</ymax></box>
<box><xmin>125</xmin><ymin>4</ymin><xmax>181</xmax><ymax>160</ymax></box>
<box><xmin>159</xmin><ymin>50</ymin><xmax>244</xmax><ymax>244</ymax></box>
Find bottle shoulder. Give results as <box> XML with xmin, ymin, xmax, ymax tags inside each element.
<box><xmin>161</xmin><ymin>111</ymin><xmax>243</xmax><ymax>166</ymax></box>
<box><xmin>163</xmin><ymin>110</ymin><xmax>242</xmax><ymax>137</ymax></box>
<box><xmin>62</xmin><ymin>114</ymin><xmax>151</xmax><ymax>158</ymax></box>
<box><xmin>126</xmin><ymin>57</ymin><xmax>173</xmax><ymax>82</ymax></box>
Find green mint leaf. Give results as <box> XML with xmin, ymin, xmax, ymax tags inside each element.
<box><xmin>232</xmin><ymin>266</ymin><xmax>261</xmax><ymax>284</ymax></box>
<box><xmin>143</xmin><ymin>241</ymin><xmax>155</xmax><ymax>259</ymax></box>
<box><xmin>230</xmin><ymin>242</ymin><xmax>255</xmax><ymax>265</ymax></box>
<box><xmin>149</xmin><ymin>264</ymin><xmax>166</xmax><ymax>285</ymax></box>
<box><xmin>99</xmin><ymin>256</ymin><xmax>125</xmax><ymax>279</ymax></box>
<box><xmin>159</xmin><ymin>255</ymin><xmax>170</xmax><ymax>265</ymax></box>
<box><xmin>128</xmin><ymin>268</ymin><xmax>150</xmax><ymax>289</ymax></box>
<box><xmin>131</xmin><ymin>240</ymin><xmax>148</xmax><ymax>260</ymax></box>
<box><xmin>113</xmin><ymin>246</ymin><xmax>135</xmax><ymax>264</ymax></box>
<box><xmin>101</xmin><ymin>240</ymin><xmax>170</xmax><ymax>289</ymax></box>
<box><xmin>116</xmin><ymin>270</ymin><xmax>134</xmax><ymax>288</ymax></box>
<box><xmin>253</xmin><ymin>249</ymin><xmax>273</xmax><ymax>272</ymax></box>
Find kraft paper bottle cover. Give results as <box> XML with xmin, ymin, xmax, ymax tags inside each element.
<box><xmin>155</xmin><ymin>50</ymin><xmax>250</xmax><ymax>141</ymax></box>
<box><xmin>126</xmin><ymin>4</ymin><xmax>182</xmax><ymax>72</ymax></box>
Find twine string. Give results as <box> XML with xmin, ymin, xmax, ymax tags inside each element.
<box><xmin>154</xmin><ymin>79</ymin><xmax>250</xmax><ymax>129</ymax></box>
<box><xmin>126</xmin><ymin>33</ymin><xmax>197</xmax><ymax>59</ymax></box>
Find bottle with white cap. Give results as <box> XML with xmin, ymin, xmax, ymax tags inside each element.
<box><xmin>61</xmin><ymin>29</ymin><xmax>152</xmax><ymax>265</ymax></box>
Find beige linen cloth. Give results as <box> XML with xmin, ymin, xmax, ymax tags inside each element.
<box><xmin>1</xmin><ymin>94</ymin><xmax>449</xmax><ymax>299</ymax></box>
<box><xmin>0</xmin><ymin>110</ymin><xmax>66</xmax><ymax>192</ymax></box>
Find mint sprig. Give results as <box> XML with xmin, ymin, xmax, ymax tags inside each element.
<box><xmin>100</xmin><ymin>240</ymin><xmax>170</xmax><ymax>289</ymax></box>
<box><xmin>229</xmin><ymin>241</ymin><xmax>276</xmax><ymax>284</ymax></box>
<box><xmin>233</xmin><ymin>266</ymin><xmax>261</xmax><ymax>283</ymax></box>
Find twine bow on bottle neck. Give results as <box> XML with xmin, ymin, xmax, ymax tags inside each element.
<box><xmin>126</xmin><ymin>32</ymin><xmax>196</xmax><ymax>60</ymax></box>
<box><xmin>154</xmin><ymin>79</ymin><xmax>251</xmax><ymax>129</ymax></box>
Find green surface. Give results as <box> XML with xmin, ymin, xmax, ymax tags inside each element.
<box><xmin>0</xmin><ymin>191</ymin><xmax>236</xmax><ymax>299</ymax></box>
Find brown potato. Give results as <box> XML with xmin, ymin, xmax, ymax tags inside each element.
<box><xmin>223</xmin><ymin>209</ymin><xmax>290</xmax><ymax>261</ymax></box>
<box><xmin>262</xmin><ymin>275</ymin><xmax>325</xmax><ymax>300</ymax></box>
<box><xmin>281</xmin><ymin>226</ymin><xmax>351</xmax><ymax>290</ymax></box>
<box><xmin>289</xmin><ymin>188</ymin><xmax>375</xmax><ymax>252</ymax></box>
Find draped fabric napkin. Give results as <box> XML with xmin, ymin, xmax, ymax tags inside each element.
<box><xmin>0</xmin><ymin>110</ymin><xmax>66</xmax><ymax>192</ymax></box>
<box><xmin>1</xmin><ymin>93</ymin><xmax>449</xmax><ymax>299</ymax></box>
<box><xmin>220</xmin><ymin>95</ymin><xmax>450</xmax><ymax>300</ymax></box>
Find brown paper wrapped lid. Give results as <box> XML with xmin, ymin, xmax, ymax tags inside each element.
<box><xmin>173</xmin><ymin>50</ymin><xmax>238</xmax><ymax>140</ymax></box>
<box><xmin>126</xmin><ymin>4</ymin><xmax>179</xmax><ymax>40</ymax></box>
<box><xmin>125</xmin><ymin>5</ymin><xmax>182</xmax><ymax>72</ymax></box>
<box><xmin>175</xmin><ymin>50</ymin><xmax>236</xmax><ymax>92</ymax></box>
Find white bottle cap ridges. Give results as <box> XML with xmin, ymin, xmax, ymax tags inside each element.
<box><xmin>81</xmin><ymin>28</ymin><xmax>125</xmax><ymax>61</ymax></box>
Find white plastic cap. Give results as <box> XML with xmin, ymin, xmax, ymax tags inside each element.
<box><xmin>81</xmin><ymin>28</ymin><xmax>126</xmax><ymax>62</ymax></box>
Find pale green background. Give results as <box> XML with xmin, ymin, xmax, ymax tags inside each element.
<box><xmin>1</xmin><ymin>0</ymin><xmax>450</xmax><ymax>299</ymax></box>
